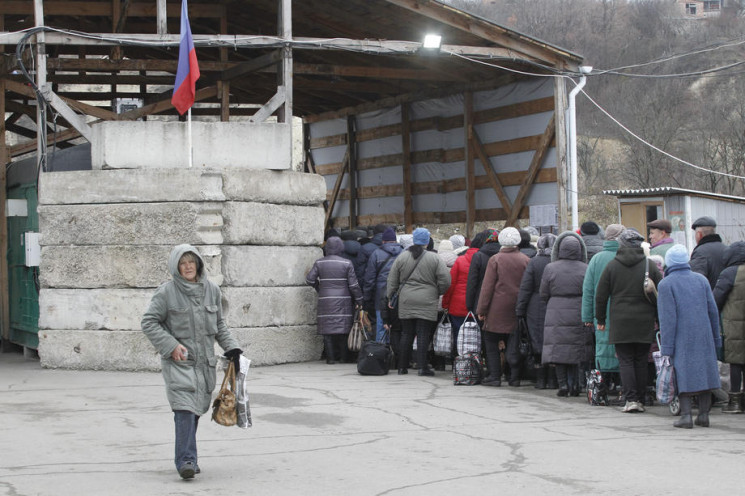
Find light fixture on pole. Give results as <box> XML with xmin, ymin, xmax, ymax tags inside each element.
<box><xmin>568</xmin><ymin>65</ymin><xmax>592</xmax><ymax>231</ymax></box>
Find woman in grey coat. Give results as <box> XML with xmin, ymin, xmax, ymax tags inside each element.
<box><xmin>387</xmin><ymin>228</ymin><xmax>451</xmax><ymax>376</ymax></box>
<box><xmin>540</xmin><ymin>231</ymin><xmax>590</xmax><ymax>397</ymax></box>
<box><xmin>142</xmin><ymin>244</ymin><xmax>241</xmax><ymax>480</ymax></box>
<box><xmin>306</xmin><ymin>236</ymin><xmax>364</xmax><ymax>364</ymax></box>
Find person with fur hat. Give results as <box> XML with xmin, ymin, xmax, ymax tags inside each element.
<box><xmin>516</xmin><ymin>233</ymin><xmax>558</xmax><ymax>389</ymax></box>
<box><xmin>595</xmin><ymin>228</ymin><xmax>662</xmax><ymax>413</ymax></box>
<box><xmin>518</xmin><ymin>229</ymin><xmax>537</xmax><ymax>258</ymax></box>
<box><xmin>540</xmin><ymin>231</ymin><xmax>590</xmax><ymax>396</ymax></box>
<box><xmin>362</xmin><ymin>227</ymin><xmax>403</xmax><ymax>342</ymax></box>
<box><xmin>658</xmin><ymin>244</ymin><xmax>721</xmax><ymax>428</ymax></box>
<box><xmin>387</xmin><ymin>228</ymin><xmax>451</xmax><ymax>376</ymax></box>
<box><xmin>477</xmin><ymin>227</ymin><xmax>530</xmax><ymax>386</ymax></box>
<box><xmin>465</xmin><ymin>229</ymin><xmax>501</xmax><ymax>316</ymax></box>
<box><xmin>580</xmin><ymin>221</ymin><xmax>604</xmax><ymax>261</ymax></box>
<box><xmin>581</xmin><ymin>224</ymin><xmax>624</xmax><ymax>382</ymax></box>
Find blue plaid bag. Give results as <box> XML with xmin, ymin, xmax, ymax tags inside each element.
<box><xmin>656</xmin><ymin>356</ymin><xmax>676</xmax><ymax>404</ymax></box>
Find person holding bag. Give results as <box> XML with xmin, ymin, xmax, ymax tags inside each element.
<box><xmin>387</xmin><ymin>228</ymin><xmax>451</xmax><ymax>376</ymax></box>
<box><xmin>658</xmin><ymin>244</ymin><xmax>722</xmax><ymax>428</ymax></box>
<box><xmin>141</xmin><ymin>244</ymin><xmax>242</xmax><ymax>480</ymax></box>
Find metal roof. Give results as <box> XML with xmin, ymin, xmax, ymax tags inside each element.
<box><xmin>603</xmin><ymin>187</ymin><xmax>745</xmax><ymax>203</ymax></box>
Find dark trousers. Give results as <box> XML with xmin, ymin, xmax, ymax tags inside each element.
<box><xmin>616</xmin><ymin>342</ymin><xmax>651</xmax><ymax>403</ymax></box>
<box><xmin>484</xmin><ymin>332</ymin><xmax>510</xmax><ymax>381</ymax></box>
<box><xmin>399</xmin><ymin>318</ymin><xmax>436</xmax><ymax>371</ymax></box>
<box><xmin>731</xmin><ymin>364</ymin><xmax>744</xmax><ymax>392</ymax></box>
<box><xmin>449</xmin><ymin>314</ymin><xmax>465</xmax><ymax>358</ymax></box>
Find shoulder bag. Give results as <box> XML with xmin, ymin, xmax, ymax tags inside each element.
<box><xmin>348</xmin><ymin>308</ymin><xmax>372</xmax><ymax>352</ymax></box>
<box><xmin>642</xmin><ymin>259</ymin><xmax>658</xmax><ymax>305</ymax></box>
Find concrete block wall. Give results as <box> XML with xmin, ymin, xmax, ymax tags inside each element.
<box><xmin>37</xmin><ymin>167</ymin><xmax>326</xmax><ymax>371</ymax></box>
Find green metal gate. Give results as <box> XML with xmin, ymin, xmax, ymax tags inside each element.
<box><xmin>7</xmin><ymin>184</ymin><xmax>40</xmax><ymax>349</ymax></box>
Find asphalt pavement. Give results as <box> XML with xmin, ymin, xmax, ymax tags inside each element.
<box><xmin>1</xmin><ymin>350</ymin><xmax>743</xmax><ymax>496</ymax></box>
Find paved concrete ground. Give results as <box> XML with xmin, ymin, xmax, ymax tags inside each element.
<box><xmin>1</xmin><ymin>351</ymin><xmax>743</xmax><ymax>496</ymax></box>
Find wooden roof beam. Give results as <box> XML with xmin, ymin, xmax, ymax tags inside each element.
<box><xmin>0</xmin><ymin>2</ymin><xmax>225</xmax><ymax>18</ymax></box>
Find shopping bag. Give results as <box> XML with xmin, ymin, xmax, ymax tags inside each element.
<box><xmin>348</xmin><ymin>309</ymin><xmax>371</xmax><ymax>352</ymax></box>
<box><xmin>433</xmin><ymin>312</ymin><xmax>452</xmax><ymax>356</ymax></box>
<box><xmin>457</xmin><ymin>312</ymin><xmax>481</xmax><ymax>356</ymax></box>
<box><xmin>656</xmin><ymin>356</ymin><xmax>676</xmax><ymax>405</ymax></box>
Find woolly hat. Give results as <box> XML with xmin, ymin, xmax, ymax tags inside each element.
<box><xmin>382</xmin><ymin>227</ymin><xmax>397</xmax><ymax>242</ymax></box>
<box><xmin>618</xmin><ymin>228</ymin><xmax>644</xmax><ymax>248</ymax></box>
<box><xmin>399</xmin><ymin>234</ymin><xmax>414</xmax><ymax>250</ymax></box>
<box><xmin>498</xmin><ymin>227</ymin><xmax>521</xmax><ymax>247</ymax></box>
<box><xmin>413</xmin><ymin>227</ymin><xmax>430</xmax><ymax>246</ymax></box>
<box><xmin>449</xmin><ymin>234</ymin><xmax>465</xmax><ymax>250</ymax></box>
<box><xmin>438</xmin><ymin>239</ymin><xmax>454</xmax><ymax>253</ymax></box>
<box><xmin>665</xmin><ymin>244</ymin><xmax>690</xmax><ymax>267</ymax></box>
<box><xmin>580</xmin><ymin>221</ymin><xmax>600</xmax><ymax>235</ymax></box>
<box><xmin>604</xmin><ymin>224</ymin><xmax>625</xmax><ymax>241</ymax></box>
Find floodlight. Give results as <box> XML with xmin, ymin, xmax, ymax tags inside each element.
<box><xmin>422</xmin><ymin>34</ymin><xmax>442</xmax><ymax>49</ymax></box>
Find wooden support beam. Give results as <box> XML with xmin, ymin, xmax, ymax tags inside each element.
<box><xmin>0</xmin><ymin>2</ymin><xmax>225</xmax><ymax>18</ymax></box>
<box><xmin>325</xmin><ymin>151</ymin><xmax>349</xmax><ymax>233</ymax></box>
<box><xmin>554</xmin><ymin>77</ymin><xmax>570</xmax><ymax>231</ymax></box>
<box><xmin>219</xmin><ymin>12</ymin><xmax>229</xmax><ymax>122</ymax></box>
<box><xmin>347</xmin><ymin>116</ymin><xmax>357</xmax><ymax>228</ymax></box>
<box><xmin>156</xmin><ymin>0</ymin><xmax>167</xmax><ymax>35</ymax></box>
<box><xmin>401</xmin><ymin>103</ymin><xmax>413</xmax><ymax>232</ymax></box>
<box><xmin>219</xmin><ymin>51</ymin><xmax>282</xmax><ymax>82</ymax></box>
<box><xmin>506</xmin><ymin>114</ymin><xmax>555</xmax><ymax>226</ymax></box>
<box><xmin>464</xmin><ymin>91</ymin><xmax>475</xmax><ymax>238</ymax></box>
<box><xmin>0</xmin><ymin>79</ymin><xmax>9</xmax><ymax>340</ymax></box>
<box><xmin>471</xmin><ymin>126</ymin><xmax>513</xmax><ymax>225</ymax></box>
<box><xmin>40</xmin><ymin>85</ymin><xmax>94</xmax><ymax>141</ymax></box>
<box><xmin>250</xmin><ymin>86</ymin><xmax>286</xmax><ymax>123</ymax></box>
<box><xmin>5</xmin><ymin>80</ymin><xmax>118</xmax><ymax>121</ymax></box>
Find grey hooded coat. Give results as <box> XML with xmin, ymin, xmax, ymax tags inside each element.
<box><xmin>141</xmin><ymin>244</ymin><xmax>239</xmax><ymax>416</ymax></box>
<box><xmin>540</xmin><ymin>232</ymin><xmax>592</xmax><ymax>364</ymax></box>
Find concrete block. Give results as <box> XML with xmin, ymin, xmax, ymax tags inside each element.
<box><xmin>231</xmin><ymin>326</ymin><xmax>323</xmax><ymax>366</ymax></box>
<box><xmin>91</xmin><ymin>121</ymin><xmax>291</xmax><ymax>170</ymax></box>
<box><xmin>223</xmin><ymin>202</ymin><xmax>324</xmax><ymax>246</ymax></box>
<box><xmin>222</xmin><ymin>246</ymin><xmax>322</xmax><ymax>287</ymax></box>
<box><xmin>222</xmin><ymin>287</ymin><xmax>317</xmax><ymax>327</ymax></box>
<box><xmin>39</xmin><ymin>202</ymin><xmax>223</xmax><ymax>246</ymax></box>
<box><xmin>39</xmin><ymin>289</ymin><xmax>154</xmax><ymax>331</ymax></box>
<box><xmin>38</xmin><ymin>169</ymin><xmax>225</xmax><ymax>205</ymax></box>
<box><xmin>38</xmin><ymin>329</ymin><xmax>162</xmax><ymax>371</ymax></box>
<box><xmin>39</xmin><ymin>245</ymin><xmax>223</xmax><ymax>289</ymax></box>
<box><xmin>222</xmin><ymin>169</ymin><xmax>326</xmax><ymax>205</ymax></box>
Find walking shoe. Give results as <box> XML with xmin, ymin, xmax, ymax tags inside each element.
<box><xmin>622</xmin><ymin>401</ymin><xmax>640</xmax><ymax>413</ymax></box>
<box><xmin>636</xmin><ymin>402</ymin><xmax>646</xmax><ymax>413</ymax></box>
<box><xmin>482</xmin><ymin>378</ymin><xmax>501</xmax><ymax>387</ymax></box>
<box><xmin>397</xmin><ymin>368</ymin><xmax>408</xmax><ymax>375</ymax></box>
<box><xmin>195</xmin><ymin>464</ymin><xmax>201</xmax><ymax>474</ymax></box>
<box><xmin>178</xmin><ymin>461</ymin><xmax>196</xmax><ymax>480</ymax></box>
<box><xmin>418</xmin><ymin>368</ymin><xmax>434</xmax><ymax>376</ymax></box>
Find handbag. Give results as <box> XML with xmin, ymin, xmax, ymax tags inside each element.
<box><xmin>656</xmin><ymin>355</ymin><xmax>676</xmax><ymax>404</ymax></box>
<box><xmin>348</xmin><ymin>309</ymin><xmax>371</xmax><ymax>352</ymax></box>
<box><xmin>212</xmin><ymin>361</ymin><xmax>238</xmax><ymax>426</ymax></box>
<box><xmin>388</xmin><ymin>252</ymin><xmax>425</xmax><ymax>310</ymax></box>
<box><xmin>433</xmin><ymin>311</ymin><xmax>452</xmax><ymax>356</ymax></box>
<box><xmin>643</xmin><ymin>261</ymin><xmax>657</xmax><ymax>305</ymax></box>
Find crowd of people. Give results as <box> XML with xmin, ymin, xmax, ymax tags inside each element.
<box><xmin>308</xmin><ymin>215</ymin><xmax>740</xmax><ymax>429</ymax></box>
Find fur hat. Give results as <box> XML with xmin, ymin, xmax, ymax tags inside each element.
<box><xmin>580</xmin><ymin>221</ymin><xmax>601</xmax><ymax>235</ymax></box>
<box><xmin>413</xmin><ymin>227</ymin><xmax>430</xmax><ymax>246</ymax></box>
<box><xmin>665</xmin><ymin>244</ymin><xmax>690</xmax><ymax>267</ymax></box>
<box><xmin>498</xmin><ymin>227</ymin><xmax>521</xmax><ymax>247</ymax></box>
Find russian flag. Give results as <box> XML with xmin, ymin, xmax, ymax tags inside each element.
<box><xmin>171</xmin><ymin>0</ymin><xmax>200</xmax><ymax>115</ymax></box>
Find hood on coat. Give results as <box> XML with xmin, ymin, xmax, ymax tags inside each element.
<box><xmin>344</xmin><ymin>239</ymin><xmax>361</xmax><ymax>256</ymax></box>
<box><xmin>615</xmin><ymin>246</ymin><xmax>646</xmax><ymax>266</ymax></box>
<box><xmin>551</xmin><ymin>231</ymin><xmax>587</xmax><ymax>263</ymax></box>
<box><xmin>537</xmin><ymin>233</ymin><xmax>557</xmax><ymax>256</ymax></box>
<box><xmin>325</xmin><ymin>236</ymin><xmax>344</xmax><ymax>256</ymax></box>
<box><xmin>724</xmin><ymin>241</ymin><xmax>745</xmax><ymax>268</ymax></box>
<box><xmin>168</xmin><ymin>244</ymin><xmax>205</xmax><ymax>281</ymax></box>
<box><xmin>557</xmin><ymin>235</ymin><xmax>583</xmax><ymax>261</ymax></box>
<box><xmin>381</xmin><ymin>242</ymin><xmax>403</xmax><ymax>257</ymax></box>
<box><xmin>520</xmin><ymin>245</ymin><xmax>538</xmax><ymax>258</ymax></box>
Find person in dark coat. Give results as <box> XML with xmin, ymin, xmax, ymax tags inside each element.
<box><xmin>387</xmin><ymin>227</ymin><xmax>451</xmax><ymax>376</ymax></box>
<box><xmin>689</xmin><ymin>216</ymin><xmax>726</xmax><ymax>290</ymax></box>
<box><xmin>540</xmin><ymin>231</ymin><xmax>590</xmax><ymax>396</ymax></box>
<box><xmin>306</xmin><ymin>236</ymin><xmax>364</xmax><ymax>364</ymax></box>
<box><xmin>363</xmin><ymin>227</ymin><xmax>403</xmax><ymax>342</ymax></box>
<box><xmin>659</xmin><ymin>244</ymin><xmax>722</xmax><ymax>428</ymax></box>
<box><xmin>713</xmin><ymin>240</ymin><xmax>745</xmax><ymax>414</ymax></box>
<box><xmin>580</xmin><ymin>221</ymin><xmax>604</xmax><ymax>261</ymax></box>
<box><xmin>340</xmin><ymin>230</ymin><xmax>366</xmax><ymax>282</ymax></box>
<box><xmin>465</xmin><ymin>229</ymin><xmax>501</xmax><ymax>315</ymax></box>
<box><xmin>357</xmin><ymin>224</ymin><xmax>388</xmax><ymax>286</ymax></box>
<box><xmin>516</xmin><ymin>233</ymin><xmax>557</xmax><ymax>389</ymax></box>
<box><xmin>477</xmin><ymin>228</ymin><xmax>530</xmax><ymax>386</ymax></box>
<box><xmin>595</xmin><ymin>229</ymin><xmax>663</xmax><ymax>413</ymax></box>
<box><xmin>518</xmin><ymin>229</ymin><xmax>537</xmax><ymax>258</ymax></box>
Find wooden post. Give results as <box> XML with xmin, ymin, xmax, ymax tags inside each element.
<box><xmin>554</xmin><ymin>75</ymin><xmax>570</xmax><ymax>231</ymax></box>
<box><xmin>112</xmin><ymin>0</ymin><xmax>122</xmax><ymax>60</ymax></box>
<box><xmin>401</xmin><ymin>104</ymin><xmax>413</xmax><ymax>232</ymax></box>
<box><xmin>347</xmin><ymin>116</ymin><xmax>357</xmax><ymax>229</ymax></box>
<box><xmin>464</xmin><ymin>92</ymin><xmax>475</xmax><ymax>238</ymax></box>
<box><xmin>34</xmin><ymin>0</ymin><xmax>47</xmax><ymax>170</ymax></box>
<box><xmin>219</xmin><ymin>13</ymin><xmax>230</xmax><ymax>122</ymax></box>
<box><xmin>278</xmin><ymin>0</ymin><xmax>293</xmax><ymax>166</ymax></box>
<box><xmin>0</xmin><ymin>80</ymin><xmax>9</xmax><ymax>341</ymax></box>
<box><xmin>157</xmin><ymin>0</ymin><xmax>167</xmax><ymax>35</ymax></box>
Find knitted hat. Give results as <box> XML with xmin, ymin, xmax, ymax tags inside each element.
<box><xmin>665</xmin><ymin>244</ymin><xmax>690</xmax><ymax>267</ymax></box>
<box><xmin>438</xmin><ymin>239</ymin><xmax>454</xmax><ymax>253</ymax></box>
<box><xmin>413</xmin><ymin>227</ymin><xmax>430</xmax><ymax>246</ymax></box>
<box><xmin>382</xmin><ymin>227</ymin><xmax>397</xmax><ymax>242</ymax></box>
<box><xmin>399</xmin><ymin>234</ymin><xmax>414</xmax><ymax>250</ymax></box>
<box><xmin>618</xmin><ymin>228</ymin><xmax>644</xmax><ymax>248</ymax></box>
<box><xmin>580</xmin><ymin>221</ymin><xmax>600</xmax><ymax>235</ymax></box>
<box><xmin>604</xmin><ymin>224</ymin><xmax>625</xmax><ymax>241</ymax></box>
<box><xmin>449</xmin><ymin>234</ymin><xmax>465</xmax><ymax>250</ymax></box>
<box><xmin>498</xmin><ymin>227</ymin><xmax>521</xmax><ymax>247</ymax></box>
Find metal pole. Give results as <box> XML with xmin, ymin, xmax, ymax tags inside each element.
<box><xmin>568</xmin><ymin>74</ymin><xmax>587</xmax><ymax>232</ymax></box>
<box><xmin>188</xmin><ymin>108</ymin><xmax>193</xmax><ymax>167</ymax></box>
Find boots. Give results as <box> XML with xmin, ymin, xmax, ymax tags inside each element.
<box><xmin>337</xmin><ymin>335</ymin><xmax>349</xmax><ymax>364</ymax></box>
<box><xmin>556</xmin><ymin>365</ymin><xmax>569</xmax><ymax>397</ymax></box>
<box><xmin>323</xmin><ymin>336</ymin><xmax>336</xmax><ymax>364</ymax></box>
<box><xmin>482</xmin><ymin>340</ymin><xmax>502</xmax><ymax>386</ymax></box>
<box><xmin>722</xmin><ymin>392</ymin><xmax>744</xmax><ymax>414</ymax></box>
<box><xmin>534</xmin><ymin>366</ymin><xmax>546</xmax><ymax>389</ymax></box>
<box><xmin>546</xmin><ymin>367</ymin><xmax>558</xmax><ymax>389</ymax></box>
<box><xmin>508</xmin><ymin>364</ymin><xmax>521</xmax><ymax>387</ymax></box>
<box><xmin>695</xmin><ymin>392</ymin><xmax>712</xmax><ymax>427</ymax></box>
<box><xmin>674</xmin><ymin>395</ymin><xmax>693</xmax><ymax>429</ymax></box>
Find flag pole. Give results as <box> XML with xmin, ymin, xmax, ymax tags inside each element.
<box><xmin>188</xmin><ymin>108</ymin><xmax>193</xmax><ymax>168</ymax></box>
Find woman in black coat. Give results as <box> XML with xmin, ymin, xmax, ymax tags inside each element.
<box><xmin>516</xmin><ymin>233</ymin><xmax>556</xmax><ymax>389</ymax></box>
<box><xmin>465</xmin><ymin>229</ymin><xmax>501</xmax><ymax>315</ymax></box>
<box><xmin>306</xmin><ymin>236</ymin><xmax>364</xmax><ymax>364</ymax></box>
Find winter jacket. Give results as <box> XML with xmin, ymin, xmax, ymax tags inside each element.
<box><xmin>581</xmin><ymin>239</ymin><xmax>620</xmax><ymax>372</ymax></box>
<box><xmin>520</xmin><ymin>245</ymin><xmax>537</xmax><ymax>258</ymax></box>
<box><xmin>713</xmin><ymin>241</ymin><xmax>745</xmax><ymax>365</ymax></box>
<box><xmin>582</xmin><ymin>233</ymin><xmax>604</xmax><ymax>261</ymax></box>
<box><xmin>658</xmin><ymin>263</ymin><xmax>721</xmax><ymax>393</ymax></box>
<box><xmin>690</xmin><ymin>233</ymin><xmax>726</xmax><ymax>290</ymax></box>
<box><xmin>476</xmin><ymin>246</ymin><xmax>529</xmax><ymax>334</ymax></box>
<box><xmin>362</xmin><ymin>242</ymin><xmax>403</xmax><ymax>311</ymax></box>
<box><xmin>465</xmin><ymin>242</ymin><xmax>501</xmax><ymax>313</ymax></box>
<box><xmin>516</xmin><ymin>251</ymin><xmax>551</xmax><ymax>353</ymax></box>
<box><xmin>442</xmin><ymin>247</ymin><xmax>478</xmax><ymax>318</ymax></box>
<box><xmin>595</xmin><ymin>246</ymin><xmax>662</xmax><ymax>344</ymax></box>
<box><xmin>356</xmin><ymin>233</ymin><xmax>383</xmax><ymax>279</ymax></box>
<box><xmin>387</xmin><ymin>249</ymin><xmax>451</xmax><ymax>321</ymax></box>
<box><xmin>141</xmin><ymin>244</ymin><xmax>239</xmax><ymax>416</ymax></box>
<box><xmin>540</xmin><ymin>232</ymin><xmax>592</xmax><ymax>364</ymax></box>
<box><xmin>306</xmin><ymin>237</ymin><xmax>364</xmax><ymax>335</ymax></box>
<box><xmin>340</xmin><ymin>239</ymin><xmax>365</xmax><ymax>283</ymax></box>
